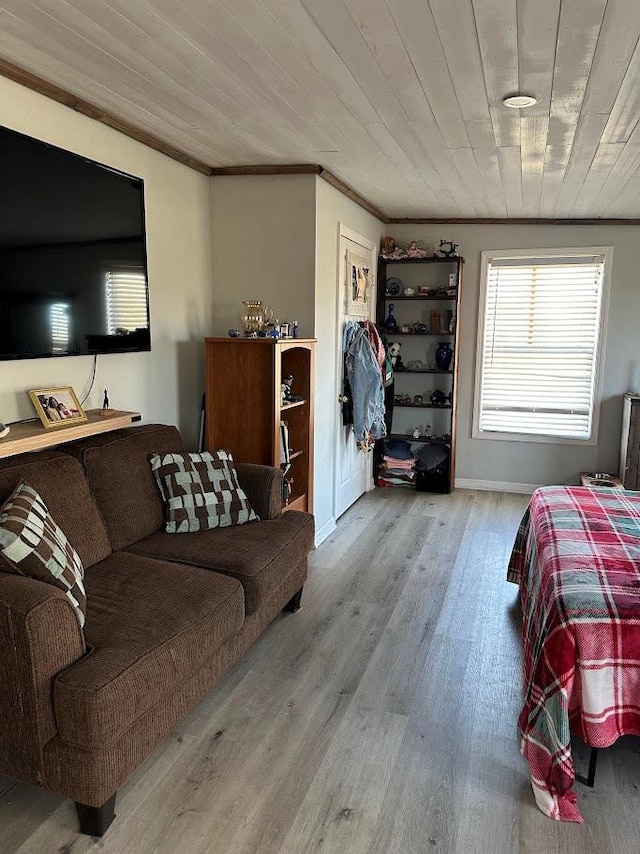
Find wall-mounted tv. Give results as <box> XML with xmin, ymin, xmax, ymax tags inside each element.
<box><xmin>0</xmin><ymin>125</ymin><xmax>150</xmax><ymax>361</ymax></box>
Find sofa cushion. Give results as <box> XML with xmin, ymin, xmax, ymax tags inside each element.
<box><xmin>0</xmin><ymin>482</ymin><xmax>87</xmax><ymax>627</ymax></box>
<box><xmin>126</xmin><ymin>510</ymin><xmax>314</xmax><ymax>614</ymax></box>
<box><xmin>54</xmin><ymin>551</ymin><xmax>244</xmax><ymax>750</ymax></box>
<box><xmin>0</xmin><ymin>451</ymin><xmax>111</xmax><ymax>571</ymax></box>
<box><xmin>63</xmin><ymin>424</ymin><xmax>186</xmax><ymax>550</ymax></box>
<box><xmin>150</xmin><ymin>450</ymin><xmax>259</xmax><ymax>533</ymax></box>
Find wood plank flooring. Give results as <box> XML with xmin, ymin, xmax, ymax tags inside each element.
<box><xmin>2</xmin><ymin>488</ymin><xmax>640</xmax><ymax>853</ymax></box>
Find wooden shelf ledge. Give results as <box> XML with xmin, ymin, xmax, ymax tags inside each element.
<box><xmin>0</xmin><ymin>410</ymin><xmax>142</xmax><ymax>459</ymax></box>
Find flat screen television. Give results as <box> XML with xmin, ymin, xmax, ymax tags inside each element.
<box><xmin>0</xmin><ymin>125</ymin><xmax>150</xmax><ymax>360</ymax></box>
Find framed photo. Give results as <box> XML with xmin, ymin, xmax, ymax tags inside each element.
<box><xmin>29</xmin><ymin>386</ymin><xmax>88</xmax><ymax>430</ymax></box>
<box><xmin>346</xmin><ymin>249</ymin><xmax>373</xmax><ymax>317</ymax></box>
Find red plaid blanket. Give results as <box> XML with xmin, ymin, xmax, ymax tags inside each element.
<box><xmin>508</xmin><ymin>486</ymin><xmax>640</xmax><ymax>821</ymax></box>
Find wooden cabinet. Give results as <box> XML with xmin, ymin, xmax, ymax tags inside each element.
<box><xmin>620</xmin><ymin>393</ymin><xmax>640</xmax><ymax>490</ymax></box>
<box><xmin>375</xmin><ymin>256</ymin><xmax>463</xmax><ymax>493</ymax></box>
<box><xmin>204</xmin><ymin>337</ymin><xmax>315</xmax><ymax>513</ymax></box>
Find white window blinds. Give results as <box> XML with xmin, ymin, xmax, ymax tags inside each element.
<box><xmin>476</xmin><ymin>251</ymin><xmax>608</xmax><ymax>441</ymax></box>
<box><xmin>50</xmin><ymin>303</ymin><xmax>69</xmax><ymax>353</ymax></box>
<box><xmin>105</xmin><ymin>270</ymin><xmax>148</xmax><ymax>334</ymax></box>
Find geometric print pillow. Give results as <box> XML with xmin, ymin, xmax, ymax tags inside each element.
<box><xmin>149</xmin><ymin>450</ymin><xmax>259</xmax><ymax>534</ymax></box>
<box><xmin>0</xmin><ymin>481</ymin><xmax>87</xmax><ymax>627</ymax></box>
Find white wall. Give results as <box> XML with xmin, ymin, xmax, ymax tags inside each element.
<box><xmin>389</xmin><ymin>223</ymin><xmax>640</xmax><ymax>487</ymax></box>
<box><xmin>209</xmin><ymin>174</ymin><xmax>385</xmax><ymax>542</ymax></box>
<box><xmin>209</xmin><ymin>175</ymin><xmax>316</xmax><ymax>336</ymax></box>
<box><xmin>315</xmin><ymin>178</ymin><xmax>385</xmax><ymax>536</ymax></box>
<box><xmin>0</xmin><ymin>77</ymin><xmax>213</xmax><ymax>448</ymax></box>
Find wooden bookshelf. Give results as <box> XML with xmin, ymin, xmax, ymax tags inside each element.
<box><xmin>205</xmin><ymin>337</ymin><xmax>315</xmax><ymax>513</ymax></box>
<box><xmin>0</xmin><ymin>410</ymin><xmax>142</xmax><ymax>459</ymax></box>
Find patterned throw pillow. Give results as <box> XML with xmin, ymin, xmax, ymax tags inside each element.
<box><xmin>0</xmin><ymin>482</ymin><xmax>87</xmax><ymax>627</ymax></box>
<box><xmin>150</xmin><ymin>450</ymin><xmax>259</xmax><ymax>534</ymax></box>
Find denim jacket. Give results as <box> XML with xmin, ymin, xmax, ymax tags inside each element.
<box><xmin>343</xmin><ymin>321</ymin><xmax>387</xmax><ymax>451</ymax></box>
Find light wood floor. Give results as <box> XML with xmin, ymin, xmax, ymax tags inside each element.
<box><xmin>2</xmin><ymin>488</ymin><xmax>640</xmax><ymax>853</ymax></box>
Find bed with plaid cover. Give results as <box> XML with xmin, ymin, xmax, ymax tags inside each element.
<box><xmin>508</xmin><ymin>485</ymin><xmax>640</xmax><ymax>822</ymax></box>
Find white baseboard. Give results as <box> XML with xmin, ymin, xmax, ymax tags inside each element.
<box><xmin>455</xmin><ymin>478</ymin><xmax>539</xmax><ymax>495</ymax></box>
<box><xmin>314</xmin><ymin>516</ymin><xmax>337</xmax><ymax>548</ymax></box>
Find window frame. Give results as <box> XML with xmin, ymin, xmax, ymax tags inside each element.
<box><xmin>472</xmin><ymin>246</ymin><xmax>612</xmax><ymax>445</ymax></box>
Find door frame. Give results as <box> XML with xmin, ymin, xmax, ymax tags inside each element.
<box><xmin>333</xmin><ymin>223</ymin><xmax>378</xmax><ymax>519</ymax></box>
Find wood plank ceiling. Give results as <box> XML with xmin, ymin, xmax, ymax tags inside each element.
<box><xmin>1</xmin><ymin>0</ymin><xmax>640</xmax><ymax>220</ymax></box>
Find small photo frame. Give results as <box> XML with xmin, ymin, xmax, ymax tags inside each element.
<box><xmin>29</xmin><ymin>386</ymin><xmax>88</xmax><ymax>430</ymax></box>
<box><xmin>346</xmin><ymin>249</ymin><xmax>372</xmax><ymax>317</ymax></box>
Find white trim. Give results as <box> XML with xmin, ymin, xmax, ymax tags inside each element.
<box><xmin>332</xmin><ymin>224</ymin><xmax>377</xmax><ymax>522</ymax></box>
<box><xmin>339</xmin><ymin>223</ymin><xmax>377</xmax><ymax>253</ymax></box>
<box><xmin>472</xmin><ymin>246</ymin><xmax>613</xmax><ymax>445</ymax></box>
<box><xmin>315</xmin><ymin>516</ymin><xmax>337</xmax><ymax>548</ymax></box>
<box><xmin>455</xmin><ymin>478</ymin><xmax>539</xmax><ymax>494</ymax></box>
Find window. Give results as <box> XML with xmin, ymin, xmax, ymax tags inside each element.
<box><xmin>474</xmin><ymin>248</ymin><xmax>611</xmax><ymax>443</ymax></box>
<box><xmin>50</xmin><ymin>303</ymin><xmax>69</xmax><ymax>353</ymax></box>
<box><xmin>105</xmin><ymin>269</ymin><xmax>148</xmax><ymax>334</ymax></box>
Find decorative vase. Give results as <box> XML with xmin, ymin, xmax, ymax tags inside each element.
<box><xmin>384</xmin><ymin>303</ymin><xmax>397</xmax><ymax>331</ymax></box>
<box><xmin>242</xmin><ymin>300</ymin><xmax>273</xmax><ymax>334</ymax></box>
<box><xmin>435</xmin><ymin>342</ymin><xmax>453</xmax><ymax>371</ymax></box>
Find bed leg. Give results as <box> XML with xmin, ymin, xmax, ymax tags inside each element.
<box><xmin>576</xmin><ymin>748</ymin><xmax>599</xmax><ymax>788</ymax></box>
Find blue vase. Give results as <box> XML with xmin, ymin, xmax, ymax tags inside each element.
<box><xmin>435</xmin><ymin>342</ymin><xmax>453</xmax><ymax>370</ymax></box>
<box><xmin>384</xmin><ymin>303</ymin><xmax>397</xmax><ymax>331</ymax></box>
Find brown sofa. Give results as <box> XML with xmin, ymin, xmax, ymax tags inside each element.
<box><xmin>0</xmin><ymin>424</ymin><xmax>314</xmax><ymax>837</ymax></box>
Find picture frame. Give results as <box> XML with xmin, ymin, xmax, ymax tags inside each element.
<box><xmin>346</xmin><ymin>249</ymin><xmax>373</xmax><ymax>317</ymax></box>
<box><xmin>29</xmin><ymin>386</ymin><xmax>88</xmax><ymax>430</ymax></box>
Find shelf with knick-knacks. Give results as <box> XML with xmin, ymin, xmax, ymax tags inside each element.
<box><xmin>376</xmin><ymin>253</ymin><xmax>463</xmax><ymax>493</ymax></box>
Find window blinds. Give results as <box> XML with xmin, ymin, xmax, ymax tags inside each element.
<box><xmin>105</xmin><ymin>270</ymin><xmax>148</xmax><ymax>334</ymax></box>
<box><xmin>50</xmin><ymin>303</ymin><xmax>69</xmax><ymax>353</ymax></box>
<box><xmin>478</xmin><ymin>254</ymin><xmax>606</xmax><ymax>440</ymax></box>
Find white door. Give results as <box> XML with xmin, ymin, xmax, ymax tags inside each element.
<box><xmin>333</xmin><ymin>226</ymin><xmax>377</xmax><ymax>519</ymax></box>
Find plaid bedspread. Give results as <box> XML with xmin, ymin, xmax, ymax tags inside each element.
<box><xmin>508</xmin><ymin>486</ymin><xmax>640</xmax><ymax>822</ymax></box>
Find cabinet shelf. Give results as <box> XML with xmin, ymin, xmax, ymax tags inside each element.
<box><xmin>385</xmin><ymin>331</ymin><xmax>454</xmax><ymax>337</ymax></box>
<box><xmin>395</xmin><ymin>368</ymin><xmax>453</xmax><ymax>375</ymax></box>
<box><xmin>393</xmin><ymin>402</ymin><xmax>452</xmax><ymax>410</ymax></box>
<box><xmin>380</xmin><ymin>257</ymin><xmax>462</xmax><ymax>265</ymax></box>
<box><xmin>382</xmin><ymin>294</ymin><xmax>457</xmax><ymax>301</ymax></box>
<box><xmin>387</xmin><ymin>433</ymin><xmax>452</xmax><ymax>446</ymax></box>
<box><xmin>376</xmin><ymin>254</ymin><xmax>463</xmax><ymax>493</ymax></box>
<box><xmin>205</xmin><ymin>338</ymin><xmax>315</xmax><ymax>514</ymax></box>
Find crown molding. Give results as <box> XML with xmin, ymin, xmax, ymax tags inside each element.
<box><xmin>317</xmin><ymin>168</ymin><xmax>387</xmax><ymax>222</ymax></box>
<box><xmin>210</xmin><ymin>164</ymin><xmax>321</xmax><ymax>175</ymax></box>
<box><xmin>387</xmin><ymin>217</ymin><xmax>640</xmax><ymax>225</ymax></box>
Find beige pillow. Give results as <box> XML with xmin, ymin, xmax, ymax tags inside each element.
<box><xmin>0</xmin><ymin>481</ymin><xmax>86</xmax><ymax>627</ymax></box>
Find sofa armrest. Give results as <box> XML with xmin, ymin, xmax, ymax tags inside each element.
<box><xmin>0</xmin><ymin>574</ymin><xmax>85</xmax><ymax>784</ymax></box>
<box><xmin>235</xmin><ymin>463</ymin><xmax>283</xmax><ymax>520</ymax></box>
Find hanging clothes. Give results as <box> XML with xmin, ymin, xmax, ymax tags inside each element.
<box><xmin>343</xmin><ymin>321</ymin><xmax>387</xmax><ymax>451</ymax></box>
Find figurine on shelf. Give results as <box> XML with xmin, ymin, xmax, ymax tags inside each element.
<box><xmin>437</xmin><ymin>239</ymin><xmax>459</xmax><ymax>258</ymax></box>
<box><xmin>430</xmin><ymin>389</ymin><xmax>447</xmax><ymax>406</ymax></box>
<box><xmin>99</xmin><ymin>388</ymin><xmax>115</xmax><ymax>417</ymax></box>
<box><xmin>406</xmin><ymin>241</ymin><xmax>428</xmax><ymax>259</ymax></box>
<box><xmin>281</xmin><ymin>374</ymin><xmax>294</xmax><ymax>404</ymax></box>
<box><xmin>389</xmin><ymin>342</ymin><xmax>403</xmax><ymax>369</ymax></box>
<box><xmin>381</xmin><ymin>236</ymin><xmax>407</xmax><ymax>260</ymax></box>
<box><xmin>382</xmin><ymin>236</ymin><xmax>396</xmax><ymax>258</ymax></box>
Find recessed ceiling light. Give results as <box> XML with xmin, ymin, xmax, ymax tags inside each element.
<box><xmin>503</xmin><ymin>94</ymin><xmax>538</xmax><ymax>109</ymax></box>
